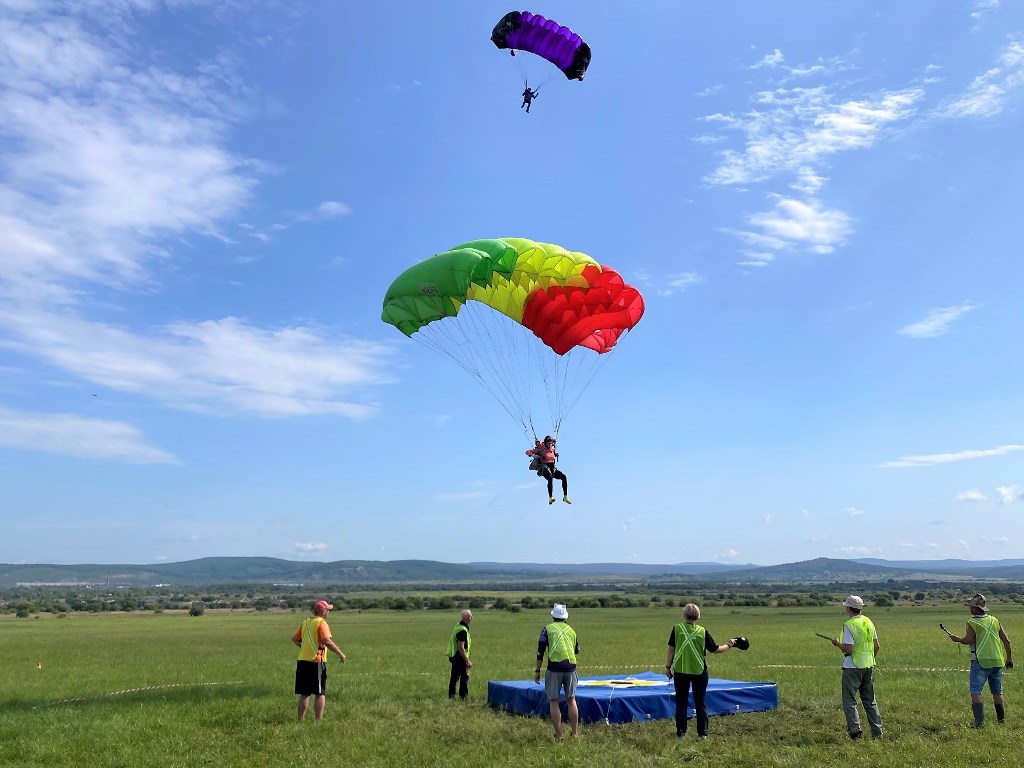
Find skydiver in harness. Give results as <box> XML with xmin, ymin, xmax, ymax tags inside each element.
<box><xmin>521</xmin><ymin>84</ymin><xmax>539</xmax><ymax>113</ymax></box>
<box><xmin>526</xmin><ymin>436</ymin><xmax>570</xmax><ymax>504</ymax></box>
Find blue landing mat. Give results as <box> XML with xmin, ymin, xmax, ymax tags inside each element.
<box><xmin>487</xmin><ymin>671</ymin><xmax>778</xmax><ymax>724</ymax></box>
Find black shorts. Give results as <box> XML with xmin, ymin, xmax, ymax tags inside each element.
<box><xmin>295</xmin><ymin>660</ymin><xmax>327</xmax><ymax>696</ymax></box>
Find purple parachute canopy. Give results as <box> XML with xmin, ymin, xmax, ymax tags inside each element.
<box><xmin>491</xmin><ymin>11</ymin><xmax>591</xmax><ymax>81</ymax></box>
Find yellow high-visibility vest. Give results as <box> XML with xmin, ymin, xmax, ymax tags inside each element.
<box><xmin>968</xmin><ymin>615</ymin><xmax>1006</xmax><ymax>669</ymax></box>
<box><xmin>545</xmin><ymin>622</ymin><xmax>577</xmax><ymax>664</ymax></box>
<box><xmin>844</xmin><ymin>615</ymin><xmax>876</xmax><ymax>669</ymax></box>
<box><xmin>297</xmin><ymin>617</ymin><xmax>326</xmax><ymax>662</ymax></box>
<box><xmin>672</xmin><ymin>623</ymin><xmax>706</xmax><ymax>674</ymax></box>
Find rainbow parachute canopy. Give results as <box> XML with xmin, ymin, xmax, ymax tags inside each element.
<box><xmin>381</xmin><ymin>238</ymin><xmax>644</xmax><ymax>435</ymax></box>
<box><xmin>381</xmin><ymin>238</ymin><xmax>643</xmax><ymax>356</ymax></box>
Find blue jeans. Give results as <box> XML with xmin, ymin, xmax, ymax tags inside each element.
<box><xmin>969</xmin><ymin>660</ymin><xmax>1004</xmax><ymax>695</ymax></box>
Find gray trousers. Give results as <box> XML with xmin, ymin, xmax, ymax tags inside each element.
<box><xmin>841</xmin><ymin>667</ymin><xmax>883</xmax><ymax>737</ymax></box>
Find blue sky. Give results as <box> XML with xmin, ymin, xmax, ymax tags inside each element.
<box><xmin>1</xmin><ymin>1</ymin><xmax>1022</xmax><ymax>566</ymax></box>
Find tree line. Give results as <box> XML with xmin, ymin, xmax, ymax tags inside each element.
<box><xmin>2</xmin><ymin>582</ymin><xmax>1022</xmax><ymax>618</ymax></box>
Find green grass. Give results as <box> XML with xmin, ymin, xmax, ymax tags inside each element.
<box><xmin>0</xmin><ymin>605</ymin><xmax>1019</xmax><ymax>767</ymax></box>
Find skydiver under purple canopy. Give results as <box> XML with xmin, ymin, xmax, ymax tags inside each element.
<box><xmin>521</xmin><ymin>85</ymin><xmax>538</xmax><ymax>113</ymax></box>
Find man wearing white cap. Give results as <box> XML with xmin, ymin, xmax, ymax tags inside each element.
<box><xmin>534</xmin><ymin>603</ymin><xmax>580</xmax><ymax>740</ymax></box>
<box><xmin>829</xmin><ymin>595</ymin><xmax>883</xmax><ymax>739</ymax></box>
<box><xmin>292</xmin><ymin>599</ymin><xmax>347</xmax><ymax>722</ymax></box>
<box><xmin>948</xmin><ymin>593</ymin><xmax>1013</xmax><ymax>727</ymax></box>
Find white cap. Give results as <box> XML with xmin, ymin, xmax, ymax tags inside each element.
<box><xmin>843</xmin><ymin>595</ymin><xmax>865</xmax><ymax>609</ymax></box>
<box><xmin>551</xmin><ymin>603</ymin><xmax>568</xmax><ymax>619</ymax></box>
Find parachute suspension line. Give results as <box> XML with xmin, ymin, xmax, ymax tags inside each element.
<box><xmin>412</xmin><ymin>315</ymin><xmax>529</xmax><ymax>433</ymax></box>
<box><xmin>514</xmin><ymin>53</ymin><xmax>530</xmax><ymax>89</ymax></box>
<box><xmin>560</xmin><ymin>341</ymin><xmax>618</xmax><ymax>420</ymax></box>
<box><xmin>530</xmin><ymin>70</ymin><xmax>561</xmax><ymax>94</ymax></box>
<box><xmin>468</xmin><ymin>301</ymin><xmax>539</xmax><ymax>428</ymax></box>
<box><xmin>456</xmin><ymin>303</ymin><xmax>535</xmax><ymax>433</ymax></box>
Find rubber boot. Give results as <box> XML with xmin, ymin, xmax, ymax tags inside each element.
<box><xmin>972</xmin><ymin>702</ymin><xmax>985</xmax><ymax>728</ymax></box>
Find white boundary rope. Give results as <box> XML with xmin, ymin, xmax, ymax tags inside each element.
<box><xmin>756</xmin><ymin>664</ymin><xmax>969</xmax><ymax>672</ymax></box>
<box><xmin>33</xmin><ymin>681</ymin><xmax>245</xmax><ymax>709</ymax></box>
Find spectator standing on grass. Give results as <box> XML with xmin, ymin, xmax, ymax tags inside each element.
<box><xmin>534</xmin><ymin>603</ymin><xmax>580</xmax><ymax>740</ymax></box>
<box><xmin>292</xmin><ymin>599</ymin><xmax>346</xmax><ymax>722</ymax></box>
<box><xmin>446</xmin><ymin>609</ymin><xmax>473</xmax><ymax>700</ymax></box>
<box><xmin>830</xmin><ymin>595</ymin><xmax>883</xmax><ymax>739</ymax></box>
<box><xmin>948</xmin><ymin>593</ymin><xmax>1013</xmax><ymax>728</ymax></box>
<box><xmin>665</xmin><ymin>602</ymin><xmax>742</xmax><ymax>740</ymax></box>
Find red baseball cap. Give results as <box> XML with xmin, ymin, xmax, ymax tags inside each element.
<box><xmin>314</xmin><ymin>600</ymin><xmax>334</xmax><ymax>613</ymax></box>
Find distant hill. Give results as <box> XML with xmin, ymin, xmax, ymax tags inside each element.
<box><xmin>1</xmin><ymin>556</ymin><xmax>1022</xmax><ymax>587</ymax></box>
<box><xmin>468</xmin><ymin>562</ymin><xmax>756</xmax><ymax>576</ymax></box>
<box><xmin>0</xmin><ymin>557</ymin><xmax>510</xmax><ymax>587</ymax></box>
<box><xmin>851</xmin><ymin>558</ymin><xmax>1024</xmax><ymax>580</ymax></box>
<box><xmin>690</xmin><ymin>557</ymin><xmax>910</xmax><ymax>583</ymax></box>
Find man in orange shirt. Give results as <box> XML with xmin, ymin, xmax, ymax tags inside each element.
<box><xmin>292</xmin><ymin>599</ymin><xmax>347</xmax><ymax>722</ymax></box>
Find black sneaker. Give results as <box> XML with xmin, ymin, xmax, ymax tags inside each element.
<box><xmin>849</xmin><ymin>730</ymin><xmax>863</xmax><ymax>740</ymax></box>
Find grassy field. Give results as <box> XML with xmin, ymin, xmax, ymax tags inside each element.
<box><xmin>0</xmin><ymin>604</ymin><xmax>1019</xmax><ymax>767</ymax></box>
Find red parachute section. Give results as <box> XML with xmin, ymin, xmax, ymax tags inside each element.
<box><xmin>521</xmin><ymin>265</ymin><xmax>645</xmax><ymax>355</ymax></box>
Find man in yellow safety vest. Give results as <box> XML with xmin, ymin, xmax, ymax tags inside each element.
<box><xmin>534</xmin><ymin>603</ymin><xmax>580</xmax><ymax>740</ymax></box>
<box><xmin>830</xmin><ymin>595</ymin><xmax>883</xmax><ymax>739</ymax></box>
<box><xmin>446</xmin><ymin>609</ymin><xmax>473</xmax><ymax>699</ymax></box>
<box><xmin>949</xmin><ymin>593</ymin><xmax>1013</xmax><ymax>728</ymax></box>
<box><xmin>291</xmin><ymin>600</ymin><xmax>347</xmax><ymax>722</ymax></box>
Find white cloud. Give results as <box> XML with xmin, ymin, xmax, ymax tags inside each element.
<box><xmin>980</xmin><ymin>536</ymin><xmax>1010</xmax><ymax>545</ymax></box>
<box><xmin>834</xmin><ymin>546</ymin><xmax>880</xmax><ymax>557</ymax></box>
<box><xmin>746</xmin><ymin>196</ymin><xmax>853</xmax><ymax>254</ymax></box>
<box><xmin>943</xmin><ymin>40</ymin><xmax>1024</xmax><ymax>118</ymax></box>
<box><xmin>295</xmin><ymin>200</ymin><xmax>352</xmax><ymax>222</ymax></box>
<box><xmin>694</xmin><ymin>84</ymin><xmax>724</xmax><ymax>97</ymax></box>
<box><xmin>292</xmin><ymin>542</ymin><xmax>328</xmax><ymax>553</ymax></box>
<box><xmin>790</xmin><ymin>168</ymin><xmax>827</xmax><ymax>195</ymax></box>
<box><xmin>716</xmin><ymin>548</ymin><xmax>740</xmax><ymax>561</ymax></box>
<box><xmin>846</xmin><ymin>507</ymin><xmax>866</xmax><ymax>517</ymax></box>
<box><xmin>971</xmin><ymin>0</ymin><xmax>1001</xmax><ymax>21</ymax></box>
<box><xmin>957</xmin><ymin>488</ymin><xmax>988</xmax><ymax>502</ymax></box>
<box><xmin>0</xmin><ymin>10</ymin><xmax>256</xmax><ymax>301</ymax></box>
<box><xmin>0</xmin><ymin>309</ymin><xmax>392</xmax><ymax>418</ymax></box>
<box><xmin>751</xmin><ymin>49</ymin><xmax>785</xmax><ymax>70</ymax></box>
<box><xmin>701</xmin><ymin>82</ymin><xmax>919</xmax><ymax>265</ymax></box>
<box><xmin>704</xmin><ymin>87</ymin><xmax>922</xmax><ymax>187</ymax></box>
<box><xmin>738</xmin><ymin>251</ymin><xmax>775</xmax><ymax>268</ymax></box>
<box><xmin>659</xmin><ymin>272</ymin><xmax>702</xmax><ymax>296</ymax></box>
<box><xmin>885</xmin><ymin>444</ymin><xmax>1024</xmax><ymax>468</ymax></box>
<box><xmin>0</xmin><ymin>5</ymin><xmax>394</xmax><ymax>428</ymax></box>
<box><xmin>0</xmin><ymin>406</ymin><xmax>177</xmax><ymax>463</ymax></box>
<box><xmin>633</xmin><ymin>270</ymin><xmax>703</xmax><ymax>297</ymax></box>
<box><xmin>996</xmin><ymin>485</ymin><xmax>1023</xmax><ymax>504</ymax></box>
<box><xmin>898</xmin><ymin>303</ymin><xmax>978</xmax><ymax>338</ymax></box>
<box><xmin>316</xmin><ymin>201</ymin><xmax>351</xmax><ymax>218</ymax></box>
<box><xmin>763</xmin><ymin>513</ymin><xmax>771</xmax><ymax>525</ymax></box>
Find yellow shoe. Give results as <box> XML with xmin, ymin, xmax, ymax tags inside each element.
<box><xmin>563</xmin><ymin>497</ymin><xmax>572</xmax><ymax>504</ymax></box>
